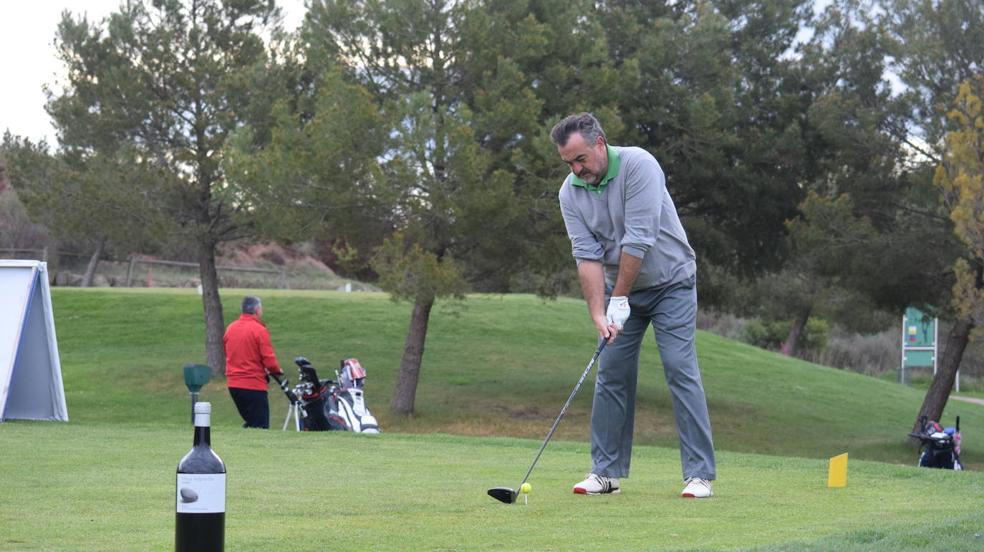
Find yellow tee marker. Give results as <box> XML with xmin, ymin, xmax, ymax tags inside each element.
<box><xmin>827</xmin><ymin>453</ymin><xmax>848</xmax><ymax>488</ymax></box>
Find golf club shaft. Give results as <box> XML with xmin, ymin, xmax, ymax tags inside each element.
<box><xmin>271</xmin><ymin>373</ymin><xmax>299</xmax><ymax>404</ymax></box>
<box><xmin>518</xmin><ymin>338</ymin><xmax>607</xmax><ymax>487</ymax></box>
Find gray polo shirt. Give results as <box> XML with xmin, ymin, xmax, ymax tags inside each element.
<box><xmin>558</xmin><ymin>145</ymin><xmax>696</xmax><ymax>291</ymax></box>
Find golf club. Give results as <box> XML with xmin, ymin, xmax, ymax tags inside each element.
<box><xmin>271</xmin><ymin>373</ymin><xmax>299</xmax><ymax>404</ymax></box>
<box><xmin>487</xmin><ymin>337</ymin><xmax>608</xmax><ymax>504</ymax></box>
<box><xmin>271</xmin><ymin>372</ymin><xmax>308</xmax><ymax>431</ymax></box>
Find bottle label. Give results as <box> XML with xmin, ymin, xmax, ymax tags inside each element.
<box><xmin>176</xmin><ymin>474</ymin><xmax>226</xmax><ymax>513</ymax></box>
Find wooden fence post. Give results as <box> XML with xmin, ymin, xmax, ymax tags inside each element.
<box><xmin>126</xmin><ymin>256</ymin><xmax>137</xmax><ymax>287</ymax></box>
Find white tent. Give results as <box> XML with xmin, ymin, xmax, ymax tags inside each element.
<box><xmin>0</xmin><ymin>260</ymin><xmax>68</xmax><ymax>421</ymax></box>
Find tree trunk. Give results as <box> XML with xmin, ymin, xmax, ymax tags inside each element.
<box><xmin>390</xmin><ymin>297</ymin><xmax>434</xmax><ymax>415</ymax></box>
<box><xmin>912</xmin><ymin>316</ymin><xmax>972</xmax><ymax>435</ymax></box>
<box><xmin>198</xmin><ymin>241</ymin><xmax>226</xmax><ymax>376</ymax></box>
<box><xmin>780</xmin><ymin>306</ymin><xmax>811</xmax><ymax>356</ymax></box>
<box><xmin>80</xmin><ymin>237</ymin><xmax>106</xmax><ymax>287</ymax></box>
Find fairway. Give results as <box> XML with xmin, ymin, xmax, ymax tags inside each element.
<box><xmin>2</xmin><ymin>423</ymin><xmax>983</xmax><ymax>551</ymax></box>
<box><xmin>2</xmin><ymin>288</ymin><xmax>984</xmax><ymax>550</ymax></box>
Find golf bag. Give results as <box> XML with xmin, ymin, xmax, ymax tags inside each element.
<box><xmin>280</xmin><ymin>356</ymin><xmax>380</xmax><ymax>433</ymax></box>
<box><xmin>331</xmin><ymin>358</ymin><xmax>380</xmax><ymax>433</ymax></box>
<box><xmin>913</xmin><ymin>416</ymin><xmax>962</xmax><ymax>470</ymax></box>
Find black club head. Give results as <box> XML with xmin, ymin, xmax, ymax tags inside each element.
<box><xmin>487</xmin><ymin>487</ymin><xmax>517</xmax><ymax>504</ymax></box>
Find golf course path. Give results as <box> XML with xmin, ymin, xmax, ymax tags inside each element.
<box><xmin>951</xmin><ymin>395</ymin><xmax>984</xmax><ymax>406</ymax></box>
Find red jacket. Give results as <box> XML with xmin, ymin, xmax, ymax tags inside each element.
<box><xmin>224</xmin><ymin>314</ymin><xmax>282</xmax><ymax>391</ymax></box>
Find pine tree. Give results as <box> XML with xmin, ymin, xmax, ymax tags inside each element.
<box><xmin>47</xmin><ymin>0</ymin><xmax>284</xmax><ymax>372</ymax></box>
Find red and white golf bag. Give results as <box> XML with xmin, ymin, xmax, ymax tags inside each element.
<box><xmin>281</xmin><ymin>356</ymin><xmax>380</xmax><ymax>433</ymax></box>
<box><xmin>329</xmin><ymin>359</ymin><xmax>380</xmax><ymax>434</ymax></box>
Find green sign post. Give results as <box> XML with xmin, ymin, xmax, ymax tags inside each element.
<box><xmin>900</xmin><ymin>307</ymin><xmax>957</xmax><ymax>391</ymax></box>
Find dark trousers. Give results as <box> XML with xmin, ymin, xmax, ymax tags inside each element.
<box><xmin>229</xmin><ymin>388</ymin><xmax>270</xmax><ymax>429</ymax></box>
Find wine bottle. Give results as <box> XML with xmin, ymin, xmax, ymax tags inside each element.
<box><xmin>175</xmin><ymin>402</ymin><xmax>226</xmax><ymax>552</ymax></box>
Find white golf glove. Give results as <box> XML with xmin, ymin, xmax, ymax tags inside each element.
<box><xmin>606</xmin><ymin>296</ymin><xmax>630</xmax><ymax>330</ymax></box>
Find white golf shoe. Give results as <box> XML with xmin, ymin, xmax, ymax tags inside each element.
<box><xmin>572</xmin><ymin>473</ymin><xmax>620</xmax><ymax>495</ymax></box>
<box><xmin>681</xmin><ymin>477</ymin><xmax>713</xmax><ymax>498</ymax></box>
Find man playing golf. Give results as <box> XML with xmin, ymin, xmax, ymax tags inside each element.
<box><xmin>553</xmin><ymin>113</ymin><xmax>717</xmax><ymax>498</ymax></box>
<box><xmin>224</xmin><ymin>295</ymin><xmax>283</xmax><ymax>429</ymax></box>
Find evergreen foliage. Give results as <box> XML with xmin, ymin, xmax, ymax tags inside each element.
<box><xmin>44</xmin><ymin>0</ymin><xmax>287</xmax><ymax>372</ymax></box>
<box><xmin>7</xmin><ymin>0</ymin><xmax>983</xmax><ymax>422</ymax></box>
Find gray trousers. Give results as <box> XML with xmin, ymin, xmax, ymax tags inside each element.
<box><xmin>591</xmin><ymin>274</ymin><xmax>716</xmax><ymax>481</ymax></box>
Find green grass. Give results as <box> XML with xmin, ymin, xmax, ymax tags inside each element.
<box><xmin>2</xmin><ymin>424</ymin><xmax>983</xmax><ymax>551</ymax></box>
<box><xmin>2</xmin><ymin>288</ymin><xmax>984</xmax><ymax>550</ymax></box>
<box><xmin>45</xmin><ymin>288</ymin><xmax>982</xmax><ymax>467</ymax></box>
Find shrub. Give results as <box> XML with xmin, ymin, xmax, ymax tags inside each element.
<box><xmin>696</xmin><ymin>310</ymin><xmax>748</xmax><ymax>341</ymax></box>
<box><xmin>804</xmin><ymin>328</ymin><xmax>898</xmax><ymax>375</ymax></box>
<box><xmin>743</xmin><ymin>317</ymin><xmax>829</xmax><ymax>355</ymax></box>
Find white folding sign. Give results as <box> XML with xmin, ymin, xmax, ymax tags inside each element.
<box><xmin>0</xmin><ymin>260</ymin><xmax>68</xmax><ymax>421</ymax></box>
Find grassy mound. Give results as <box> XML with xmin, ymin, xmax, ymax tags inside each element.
<box><xmin>48</xmin><ymin>288</ymin><xmax>981</xmax><ymax>467</ymax></box>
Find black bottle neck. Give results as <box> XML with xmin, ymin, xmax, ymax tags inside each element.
<box><xmin>193</xmin><ymin>426</ymin><xmax>211</xmax><ymax>447</ymax></box>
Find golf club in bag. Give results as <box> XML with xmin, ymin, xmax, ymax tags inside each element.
<box><xmin>275</xmin><ymin>356</ymin><xmax>380</xmax><ymax>433</ymax></box>
<box><xmin>488</xmin><ymin>338</ymin><xmax>607</xmax><ymax>504</ymax></box>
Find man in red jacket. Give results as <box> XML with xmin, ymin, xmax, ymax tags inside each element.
<box><xmin>224</xmin><ymin>296</ymin><xmax>283</xmax><ymax>428</ymax></box>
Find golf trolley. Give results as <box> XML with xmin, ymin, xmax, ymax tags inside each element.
<box><xmin>911</xmin><ymin>415</ymin><xmax>962</xmax><ymax>470</ymax></box>
<box><xmin>274</xmin><ymin>356</ymin><xmax>380</xmax><ymax>434</ymax></box>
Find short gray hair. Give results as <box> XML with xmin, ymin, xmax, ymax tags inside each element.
<box><xmin>550</xmin><ymin>112</ymin><xmax>607</xmax><ymax>147</ymax></box>
<box><xmin>242</xmin><ymin>296</ymin><xmax>262</xmax><ymax>314</ymax></box>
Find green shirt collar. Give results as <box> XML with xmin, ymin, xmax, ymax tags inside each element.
<box><xmin>571</xmin><ymin>145</ymin><xmax>620</xmax><ymax>194</ymax></box>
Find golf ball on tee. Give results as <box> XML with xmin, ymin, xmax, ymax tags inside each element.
<box><xmin>520</xmin><ymin>483</ymin><xmax>532</xmax><ymax>494</ymax></box>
